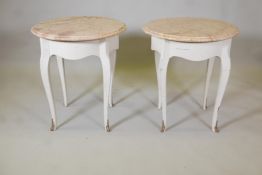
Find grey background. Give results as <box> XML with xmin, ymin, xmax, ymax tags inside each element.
<box><xmin>1</xmin><ymin>0</ymin><xmax>262</xmax><ymax>39</ymax></box>
<box><xmin>1</xmin><ymin>0</ymin><xmax>262</xmax><ymax>67</ymax></box>
<box><xmin>1</xmin><ymin>0</ymin><xmax>262</xmax><ymax>174</ymax></box>
<box><xmin>1</xmin><ymin>0</ymin><xmax>262</xmax><ymax>73</ymax></box>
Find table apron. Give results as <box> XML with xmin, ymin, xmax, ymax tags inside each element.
<box><xmin>151</xmin><ymin>36</ymin><xmax>232</xmax><ymax>61</ymax></box>
<box><xmin>40</xmin><ymin>36</ymin><xmax>119</xmax><ymax>60</ymax></box>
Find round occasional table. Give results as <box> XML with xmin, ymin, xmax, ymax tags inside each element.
<box><xmin>143</xmin><ymin>17</ymin><xmax>239</xmax><ymax>132</ymax></box>
<box><xmin>31</xmin><ymin>16</ymin><xmax>126</xmax><ymax>131</ymax></box>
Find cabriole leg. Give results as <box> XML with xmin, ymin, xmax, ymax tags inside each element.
<box><xmin>40</xmin><ymin>48</ymin><xmax>57</xmax><ymax>131</ymax></box>
<box><xmin>100</xmin><ymin>43</ymin><xmax>111</xmax><ymax>132</ymax></box>
<box><xmin>57</xmin><ymin>56</ymin><xmax>68</xmax><ymax>107</ymax></box>
<box><xmin>159</xmin><ymin>56</ymin><xmax>169</xmax><ymax>132</ymax></box>
<box><xmin>203</xmin><ymin>57</ymin><xmax>215</xmax><ymax>110</ymax></box>
<box><xmin>154</xmin><ymin>51</ymin><xmax>161</xmax><ymax>109</ymax></box>
<box><xmin>109</xmin><ymin>50</ymin><xmax>116</xmax><ymax>107</ymax></box>
<box><xmin>212</xmin><ymin>50</ymin><xmax>231</xmax><ymax>132</ymax></box>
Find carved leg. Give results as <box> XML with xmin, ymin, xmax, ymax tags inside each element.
<box><xmin>109</xmin><ymin>50</ymin><xmax>116</xmax><ymax>107</ymax></box>
<box><xmin>100</xmin><ymin>43</ymin><xmax>111</xmax><ymax>132</ymax></box>
<box><xmin>203</xmin><ymin>57</ymin><xmax>215</xmax><ymax>110</ymax></box>
<box><xmin>57</xmin><ymin>56</ymin><xmax>68</xmax><ymax>107</ymax></box>
<box><xmin>40</xmin><ymin>40</ymin><xmax>57</xmax><ymax>131</ymax></box>
<box><xmin>212</xmin><ymin>50</ymin><xmax>231</xmax><ymax>132</ymax></box>
<box><xmin>155</xmin><ymin>51</ymin><xmax>161</xmax><ymax>109</ymax></box>
<box><xmin>159</xmin><ymin>55</ymin><xmax>169</xmax><ymax>132</ymax></box>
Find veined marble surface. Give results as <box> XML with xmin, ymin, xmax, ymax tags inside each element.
<box><xmin>31</xmin><ymin>16</ymin><xmax>126</xmax><ymax>41</ymax></box>
<box><xmin>143</xmin><ymin>17</ymin><xmax>239</xmax><ymax>42</ymax></box>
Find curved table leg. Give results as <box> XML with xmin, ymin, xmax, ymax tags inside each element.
<box><xmin>57</xmin><ymin>56</ymin><xmax>68</xmax><ymax>107</ymax></box>
<box><xmin>203</xmin><ymin>57</ymin><xmax>215</xmax><ymax>110</ymax></box>
<box><xmin>154</xmin><ymin>51</ymin><xmax>162</xmax><ymax>109</ymax></box>
<box><xmin>100</xmin><ymin>42</ymin><xmax>111</xmax><ymax>132</ymax></box>
<box><xmin>212</xmin><ymin>49</ymin><xmax>231</xmax><ymax>132</ymax></box>
<box><xmin>40</xmin><ymin>47</ymin><xmax>57</xmax><ymax>131</ymax></box>
<box><xmin>159</xmin><ymin>55</ymin><xmax>170</xmax><ymax>132</ymax></box>
<box><xmin>109</xmin><ymin>50</ymin><xmax>116</xmax><ymax>108</ymax></box>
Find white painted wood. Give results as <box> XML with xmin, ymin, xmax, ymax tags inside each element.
<box><xmin>159</xmin><ymin>41</ymin><xmax>169</xmax><ymax>132</ymax></box>
<box><xmin>151</xmin><ymin>36</ymin><xmax>232</xmax><ymax>132</ymax></box>
<box><xmin>39</xmin><ymin>35</ymin><xmax>119</xmax><ymax>131</ymax></box>
<box><xmin>56</xmin><ymin>56</ymin><xmax>67</xmax><ymax>107</ymax></box>
<box><xmin>212</xmin><ymin>46</ymin><xmax>231</xmax><ymax>132</ymax></box>
<box><xmin>40</xmin><ymin>39</ymin><xmax>57</xmax><ymax>131</ymax></box>
<box><xmin>154</xmin><ymin>51</ymin><xmax>161</xmax><ymax>109</ymax></box>
<box><xmin>203</xmin><ymin>57</ymin><xmax>215</xmax><ymax>110</ymax></box>
<box><xmin>99</xmin><ymin>41</ymin><xmax>111</xmax><ymax>132</ymax></box>
<box><xmin>109</xmin><ymin>50</ymin><xmax>116</xmax><ymax>107</ymax></box>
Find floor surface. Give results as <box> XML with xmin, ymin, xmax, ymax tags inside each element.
<box><xmin>0</xmin><ymin>35</ymin><xmax>262</xmax><ymax>174</ymax></box>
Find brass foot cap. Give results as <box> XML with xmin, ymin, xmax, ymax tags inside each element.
<box><xmin>50</xmin><ymin>119</ymin><xmax>56</xmax><ymax>131</ymax></box>
<box><xmin>105</xmin><ymin>120</ymin><xmax>111</xmax><ymax>132</ymax></box>
<box><xmin>160</xmin><ymin>121</ymin><xmax>165</xmax><ymax>133</ymax></box>
<box><xmin>105</xmin><ymin>125</ymin><xmax>111</xmax><ymax>132</ymax></box>
<box><xmin>212</xmin><ymin>126</ymin><xmax>219</xmax><ymax>133</ymax></box>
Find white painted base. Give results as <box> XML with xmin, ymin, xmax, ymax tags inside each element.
<box><xmin>152</xmin><ymin>36</ymin><xmax>232</xmax><ymax>132</ymax></box>
<box><xmin>39</xmin><ymin>36</ymin><xmax>119</xmax><ymax>131</ymax></box>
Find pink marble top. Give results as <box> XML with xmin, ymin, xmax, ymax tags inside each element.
<box><xmin>31</xmin><ymin>16</ymin><xmax>126</xmax><ymax>41</ymax></box>
<box><xmin>143</xmin><ymin>17</ymin><xmax>239</xmax><ymax>42</ymax></box>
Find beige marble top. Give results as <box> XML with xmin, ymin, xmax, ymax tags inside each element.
<box><xmin>31</xmin><ymin>16</ymin><xmax>126</xmax><ymax>41</ymax></box>
<box><xmin>143</xmin><ymin>17</ymin><xmax>239</xmax><ymax>42</ymax></box>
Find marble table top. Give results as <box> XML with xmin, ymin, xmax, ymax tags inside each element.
<box><xmin>31</xmin><ymin>16</ymin><xmax>126</xmax><ymax>41</ymax></box>
<box><xmin>143</xmin><ymin>17</ymin><xmax>239</xmax><ymax>42</ymax></box>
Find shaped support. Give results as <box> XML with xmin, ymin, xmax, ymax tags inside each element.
<box><xmin>203</xmin><ymin>57</ymin><xmax>215</xmax><ymax>110</ymax></box>
<box><xmin>158</xmin><ymin>40</ymin><xmax>170</xmax><ymax>132</ymax></box>
<box><xmin>40</xmin><ymin>39</ymin><xmax>57</xmax><ymax>131</ymax></box>
<box><xmin>212</xmin><ymin>47</ymin><xmax>231</xmax><ymax>132</ymax></box>
<box><xmin>152</xmin><ymin>37</ymin><xmax>232</xmax><ymax>133</ymax></box>
<box><xmin>57</xmin><ymin>56</ymin><xmax>68</xmax><ymax>107</ymax></box>
<box><xmin>39</xmin><ymin>36</ymin><xmax>118</xmax><ymax>131</ymax></box>
<box><xmin>109</xmin><ymin>51</ymin><xmax>116</xmax><ymax>107</ymax></box>
<box><xmin>100</xmin><ymin>41</ymin><xmax>112</xmax><ymax>132</ymax></box>
<box><xmin>154</xmin><ymin>51</ymin><xmax>162</xmax><ymax>109</ymax></box>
